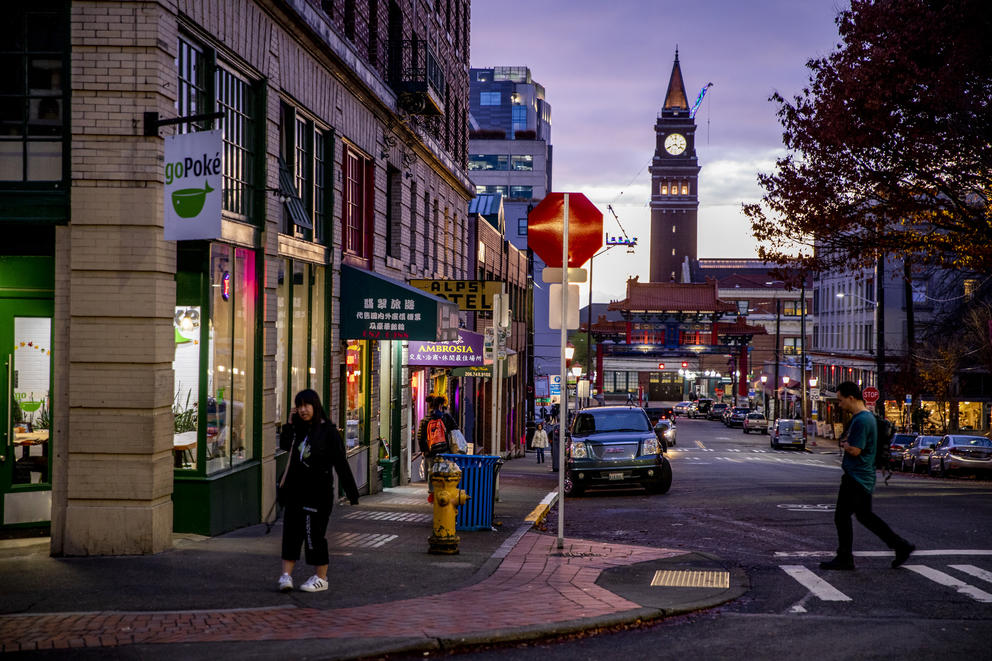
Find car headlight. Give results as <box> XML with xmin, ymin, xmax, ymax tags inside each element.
<box><xmin>665</xmin><ymin>429</ymin><xmax>675</xmax><ymax>437</ymax></box>
<box><xmin>641</xmin><ymin>437</ymin><xmax>660</xmax><ymax>455</ymax></box>
<box><xmin>570</xmin><ymin>441</ymin><xmax>589</xmax><ymax>459</ymax></box>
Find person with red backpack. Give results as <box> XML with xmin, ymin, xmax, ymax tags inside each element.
<box><xmin>417</xmin><ymin>394</ymin><xmax>458</xmax><ymax>493</ymax></box>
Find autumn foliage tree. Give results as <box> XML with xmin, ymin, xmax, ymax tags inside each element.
<box><xmin>743</xmin><ymin>0</ymin><xmax>992</xmax><ymax>273</ymax></box>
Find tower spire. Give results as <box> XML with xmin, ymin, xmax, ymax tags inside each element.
<box><xmin>663</xmin><ymin>50</ymin><xmax>689</xmax><ymax>111</ymax></box>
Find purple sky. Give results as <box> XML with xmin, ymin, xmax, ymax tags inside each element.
<box><xmin>470</xmin><ymin>1</ymin><xmax>845</xmax><ymax>302</ymax></box>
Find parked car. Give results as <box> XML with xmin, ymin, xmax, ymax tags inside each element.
<box><xmin>771</xmin><ymin>419</ymin><xmax>805</xmax><ymax>450</ymax></box>
<box><xmin>643</xmin><ymin>406</ymin><xmax>675</xmax><ymax>426</ymax></box>
<box><xmin>928</xmin><ymin>435</ymin><xmax>992</xmax><ymax>477</ymax></box>
<box><xmin>888</xmin><ymin>433</ymin><xmax>917</xmax><ymax>469</ymax></box>
<box><xmin>708</xmin><ymin>402</ymin><xmax>729</xmax><ymax>421</ymax></box>
<box><xmin>673</xmin><ymin>401</ymin><xmax>692</xmax><ymax>416</ymax></box>
<box><xmin>565</xmin><ymin>406</ymin><xmax>672</xmax><ymax>496</ymax></box>
<box><xmin>742</xmin><ymin>412</ymin><xmax>768</xmax><ymax>434</ymax></box>
<box><xmin>900</xmin><ymin>435</ymin><xmax>940</xmax><ymax>473</ymax></box>
<box><xmin>726</xmin><ymin>407</ymin><xmax>750</xmax><ymax>427</ymax></box>
<box><xmin>691</xmin><ymin>398</ymin><xmax>714</xmax><ymax>419</ymax></box>
<box><xmin>686</xmin><ymin>402</ymin><xmax>698</xmax><ymax>417</ymax></box>
<box><xmin>654</xmin><ymin>418</ymin><xmax>677</xmax><ymax>448</ymax></box>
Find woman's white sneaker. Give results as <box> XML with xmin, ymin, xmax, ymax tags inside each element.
<box><xmin>278</xmin><ymin>573</ymin><xmax>293</xmax><ymax>593</ymax></box>
<box><xmin>299</xmin><ymin>575</ymin><xmax>328</xmax><ymax>592</ymax></box>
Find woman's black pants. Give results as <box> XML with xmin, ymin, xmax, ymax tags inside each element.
<box><xmin>282</xmin><ymin>504</ymin><xmax>330</xmax><ymax>566</ymax></box>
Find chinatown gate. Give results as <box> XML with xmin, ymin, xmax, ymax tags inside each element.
<box><xmin>590</xmin><ymin>278</ymin><xmax>766</xmax><ymax>404</ymax></box>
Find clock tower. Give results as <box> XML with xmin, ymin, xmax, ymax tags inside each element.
<box><xmin>649</xmin><ymin>50</ymin><xmax>700</xmax><ymax>282</ymax></box>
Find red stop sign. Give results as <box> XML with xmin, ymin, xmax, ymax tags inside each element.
<box><xmin>527</xmin><ymin>192</ymin><xmax>603</xmax><ymax>267</ymax></box>
<box><xmin>863</xmin><ymin>386</ymin><xmax>879</xmax><ymax>405</ymax></box>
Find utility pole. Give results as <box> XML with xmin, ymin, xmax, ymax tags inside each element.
<box><xmin>801</xmin><ymin>280</ymin><xmax>807</xmax><ymax>434</ymax></box>
<box><xmin>773</xmin><ymin>297</ymin><xmax>781</xmax><ymax>421</ymax></box>
<box><xmin>904</xmin><ymin>260</ymin><xmax>916</xmax><ymax>431</ymax></box>
<box><xmin>876</xmin><ymin>255</ymin><xmax>886</xmax><ymax>418</ymax></box>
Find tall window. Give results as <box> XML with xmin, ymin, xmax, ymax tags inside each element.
<box><xmin>511</xmin><ymin>105</ymin><xmax>527</xmax><ymax>135</ymax></box>
<box><xmin>0</xmin><ymin>3</ymin><xmax>66</xmax><ymax>182</ymax></box>
<box><xmin>518</xmin><ymin>217</ymin><xmax>527</xmax><ymax>235</ymax></box>
<box><xmin>216</xmin><ymin>66</ymin><xmax>255</xmax><ymax>219</ymax></box>
<box><xmin>386</xmin><ymin>166</ymin><xmax>400</xmax><ymax>258</ymax></box>
<box><xmin>783</xmin><ymin>337</ymin><xmax>799</xmax><ymax>355</ymax></box>
<box><xmin>279</xmin><ymin>103</ymin><xmax>329</xmax><ymax>241</ymax></box>
<box><xmin>783</xmin><ymin>300</ymin><xmax>801</xmax><ymax>316</ymax></box>
<box><xmin>343</xmin><ymin>146</ymin><xmax>373</xmax><ymax>264</ymax></box>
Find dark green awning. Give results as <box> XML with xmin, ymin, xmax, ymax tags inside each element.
<box><xmin>341</xmin><ymin>264</ymin><xmax>459</xmax><ymax>341</ymax></box>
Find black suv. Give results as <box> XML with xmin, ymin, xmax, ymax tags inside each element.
<box><xmin>708</xmin><ymin>402</ymin><xmax>729</xmax><ymax>420</ymax></box>
<box><xmin>565</xmin><ymin>406</ymin><xmax>672</xmax><ymax>497</ymax></box>
<box><xmin>691</xmin><ymin>398</ymin><xmax>714</xmax><ymax>419</ymax></box>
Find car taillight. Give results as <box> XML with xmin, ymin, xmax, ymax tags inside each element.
<box><xmin>920</xmin><ymin>449</ymin><xmax>930</xmax><ymax>455</ymax></box>
<box><xmin>949</xmin><ymin>448</ymin><xmax>965</xmax><ymax>456</ymax></box>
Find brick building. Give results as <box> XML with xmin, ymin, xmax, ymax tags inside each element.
<box><xmin>0</xmin><ymin>0</ymin><xmax>474</xmax><ymax>554</ymax></box>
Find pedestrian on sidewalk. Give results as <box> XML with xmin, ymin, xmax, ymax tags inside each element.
<box><xmin>820</xmin><ymin>381</ymin><xmax>915</xmax><ymax>571</ymax></box>
<box><xmin>532</xmin><ymin>422</ymin><xmax>549</xmax><ymax>463</ymax></box>
<box><xmin>419</xmin><ymin>395</ymin><xmax>458</xmax><ymax>493</ymax></box>
<box><xmin>277</xmin><ymin>389</ymin><xmax>360</xmax><ymax>593</ymax></box>
<box><xmin>417</xmin><ymin>394</ymin><xmax>436</xmax><ymax>490</ymax></box>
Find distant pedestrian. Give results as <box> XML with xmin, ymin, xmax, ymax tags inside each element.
<box><xmin>532</xmin><ymin>422</ymin><xmax>549</xmax><ymax>463</ymax></box>
<box><xmin>540</xmin><ymin>405</ymin><xmax>548</xmax><ymax>421</ymax></box>
<box><xmin>277</xmin><ymin>389</ymin><xmax>359</xmax><ymax>593</ymax></box>
<box><xmin>549</xmin><ymin>422</ymin><xmax>560</xmax><ymax>472</ymax></box>
<box><xmin>820</xmin><ymin>381</ymin><xmax>915</xmax><ymax>571</ymax></box>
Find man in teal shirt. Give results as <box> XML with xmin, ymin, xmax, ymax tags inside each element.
<box><xmin>820</xmin><ymin>381</ymin><xmax>915</xmax><ymax>571</ymax></box>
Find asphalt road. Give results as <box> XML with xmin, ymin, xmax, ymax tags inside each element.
<box><xmin>412</xmin><ymin>416</ymin><xmax>992</xmax><ymax>660</ymax></box>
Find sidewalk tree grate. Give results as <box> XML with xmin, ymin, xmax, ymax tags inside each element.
<box><xmin>650</xmin><ymin>569</ymin><xmax>730</xmax><ymax>589</ymax></box>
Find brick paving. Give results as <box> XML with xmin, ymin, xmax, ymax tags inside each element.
<box><xmin>0</xmin><ymin>532</ymin><xmax>684</xmax><ymax>652</ymax></box>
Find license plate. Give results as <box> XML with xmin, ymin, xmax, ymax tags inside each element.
<box><xmin>608</xmin><ymin>472</ymin><xmax>624</xmax><ymax>481</ymax></box>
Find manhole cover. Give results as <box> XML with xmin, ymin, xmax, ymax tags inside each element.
<box><xmin>650</xmin><ymin>569</ymin><xmax>729</xmax><ymax>588</ymax></box>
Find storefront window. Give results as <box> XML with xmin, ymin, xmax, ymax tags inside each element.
<box><xmin>275</xmin><ymin>259</ymin><xmax>328</xmax><ymax>426</ymax></box>
<box><xmin>206</xmin><ymin>244</ymin><xmax>255</xmax><ymax>474</ymax></box>
<box><xmin>173</xmin><ymin>305</ymin><xmax>201</xmax><ymax>470</ymax></box>
<box><xmin>345</xmin><ymin>342</ymin><xmax>365</xmax><ymax>450</ymax></box>
<box><xmin>12</xmin><ymin>317</ymin><xmax>52</xmax><ymax>485</ymax></box>
<box><xmin>958</xmin><ymin>401</ymin><xmax>984</xmax><ymax>431</ymax></box>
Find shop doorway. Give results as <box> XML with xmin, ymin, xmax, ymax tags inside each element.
<box><xmin>1</xmin><ymin>298</ymin><xmax>53</xmax><ymax>528</ymax></box>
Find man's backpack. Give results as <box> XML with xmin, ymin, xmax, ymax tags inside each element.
<box><xmin>874</xmin><ymin>414</ymin><xmax>896</xmax><ymax>470</ymax></box>
<box><xmin>425</xmin><ymin>415</ymin><xmax>449</xmax><ymax>456</ymax></box>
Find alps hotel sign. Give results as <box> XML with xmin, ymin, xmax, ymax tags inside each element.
<box><xmin>409</xmin><ymin>279</ymin><xmax>503</xmax><ymax>311</ymax></box>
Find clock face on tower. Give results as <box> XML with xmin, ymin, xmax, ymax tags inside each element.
<box><xmin>664</xmin><ymin>133</ymin><xmax>687</xmax><ymax>155</ymax></box>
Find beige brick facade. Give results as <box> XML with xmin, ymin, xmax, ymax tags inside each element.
<box><xmin>45</xmin><ymin>0</ymin><xmax>474</xmax><ymax>554</ymax></box>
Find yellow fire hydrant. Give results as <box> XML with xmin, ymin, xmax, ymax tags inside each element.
<box><xmin>428</xmin><ymin>459</ymin><xmax>470</xmax><ymax>554</ymax></box>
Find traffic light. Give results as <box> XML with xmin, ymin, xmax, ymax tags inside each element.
<box><xmin>658</xmin><ymin>363</ymin><xmax>665</xmax><ymax>370</ymax></box>
<box><xmin>681</xmin><ymin>361</ymin><xmax>688</xmax><ymax>369</ymax></box>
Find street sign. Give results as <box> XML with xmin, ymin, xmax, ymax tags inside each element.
<box><xmin>863</xmin><ymin>386</ymin><xmax>880</xmax><ymax>405</ymax></box>
<box><xmin>810</xmin><ymin>388</ymin><xmax>820</xmax><ymax>400</ymax></box>
<box><xmin>483</xmin><ymin>327</ymin><xmax>495</xmax><ymax>361</ymax></box>
<box><xmin>905</xmin><ymin>394</ymin><xmax>912</xmax><ymax>405</ymax></box>
<box><xmin>549</xmin><ymin>284</ymin><xmax>580</xmax><ymax>329</ymax></box>
<box><xmin>527</xmin><ymin>192</ymin><xmax>604</xmax><ymax>268</ymax></box>
<box><xmin>549</xmin><ymin>374</ymin><xmax>562</xmax><ymax>397</ymax></box>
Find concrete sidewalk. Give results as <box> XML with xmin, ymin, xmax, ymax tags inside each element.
<box><xmin>0</xmin><ymin>461</ymin><xmax>746</xmax><ymax>659</ymax></box>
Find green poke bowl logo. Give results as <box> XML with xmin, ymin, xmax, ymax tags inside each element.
<box><xmin>165</xmin><ymin>152</ymin><xmax>221</xmax><ymax>219</ymax></box>
<box><xmin>171</xmin><ymin>180</ymin><xmax>214</xmax><ymax>218</ymax></box>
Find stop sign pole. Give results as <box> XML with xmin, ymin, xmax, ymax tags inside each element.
<box><xmin>557</xmin><ymin>194</ymin><xmax>569</xmax><ymax>550</ymax></box>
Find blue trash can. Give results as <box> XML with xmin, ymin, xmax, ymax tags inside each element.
<box><xmin>438</xmin><ymin>454</ymin><xmax>502</xmax><ymax>531</ymax></box>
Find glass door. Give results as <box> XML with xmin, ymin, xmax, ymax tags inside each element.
<box><xmin>0</xmin><ymin>299</ymin><xmax>54</xmax><ymax>527</ymax></box>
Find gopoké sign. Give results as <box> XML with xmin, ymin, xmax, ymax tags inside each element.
<box><xmin>164</xmin><ymin>129</ymin><xmax>223</xmax><ymax>241</ymax></box>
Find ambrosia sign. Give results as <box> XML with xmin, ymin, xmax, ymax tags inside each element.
<box><xmin>407</xmin><ymin>329</ymin><xmax>484</xmax><ymax>367</ymax></box>
<box><xmin>409</xmin><ymin>279</ymin><xmax>502</xmax><ymax>311</ymax></box>
<box><xmin>164</xmin><ymin>129</ymin><xmax>223</xmax><ymax>241</ymax></box>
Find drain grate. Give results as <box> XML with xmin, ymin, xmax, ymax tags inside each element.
<box><xmin>650</xmin><ymin>569</ymin><xmax>729</xmax><ymax>588</ymax></box>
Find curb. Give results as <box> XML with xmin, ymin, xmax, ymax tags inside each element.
<box><xmin>524</xmin><ymin>489</ymin><xmax>559</xmax><ymax>527</ymax></box>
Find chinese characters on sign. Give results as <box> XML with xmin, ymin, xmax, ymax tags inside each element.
<box><xmin>355</xmin><ymin>296</ymin><xmax>420</xmax><ymax>339</ymax></box>
<box><xmin>408</xmin><ymin>329</ymin><xmax>484</xmax><ymax>367</ymax></box>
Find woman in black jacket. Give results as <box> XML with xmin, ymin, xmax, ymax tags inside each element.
<box><xmin>277</xmin><ymin>389</ymin><xmax>359</xmax><ymax>593</ymax></box>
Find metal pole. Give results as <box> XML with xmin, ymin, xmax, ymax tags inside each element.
<box><xmin>801</xmin><ymin>282</ymin><xmax>807</xmax><ymax>434</ymax></box>
<box><xmin>876</xmin><ymin>255</ymin><xmax>886</xmax><ymax>416</ymax></box>
<box><xmin>557</xmin><ymin>194</ymin><xmax>569</xmax><ymax>550</ymax></box>
<box><xmin>491</xmin><ymin>294</ymin><xmax>500</xmax><ymax>456</ymax></box>
<box><xmin>773</xmin><ymin>298</ymin><xmax>781</xmax><ymax>421</ymax></box>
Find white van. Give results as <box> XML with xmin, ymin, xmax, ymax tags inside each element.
<box><xmin>771</xmin><ymin>419</ymin><xmax>805</xmax><ymax>450</ymax></box>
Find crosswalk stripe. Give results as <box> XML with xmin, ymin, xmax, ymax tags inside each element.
<box><xmin>902</xmin><ymin>565</ymin><xmax>992</xmax><ymax>603</ymax></box>
<box><xmin>948</xmin><ymin>564</ymin><xmax>992</xmax><ymax>585</ymax></box>
<box><xmin>780</xmin><ymin>565</ymin><xmax>851</xmax><ymax>601</ymax></box>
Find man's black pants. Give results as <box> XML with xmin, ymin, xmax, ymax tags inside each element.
<box><xmin>282</xmin><ymin>504</ymin><xmax>330</xmax><ymax>566</ymax></box>
<box><xmin>834</xmin><ymin>474</ymin><xmax>905</xmax><ymax>557</ymax></box>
